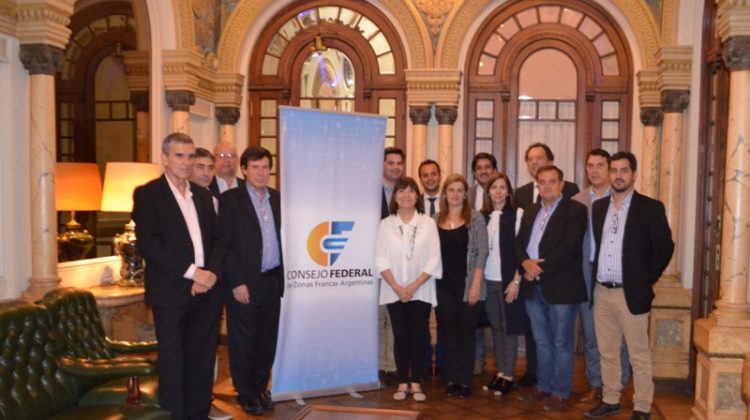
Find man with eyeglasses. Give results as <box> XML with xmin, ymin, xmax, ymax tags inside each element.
<box><xmin>585</xmin><ymin>152</ymin><xmax>673</xmax><ymax>420</ymax></box>
<box><xmin>209</xmin><ymin>141</ymin><xmax>243</xmax><ymax>196</ymax></box>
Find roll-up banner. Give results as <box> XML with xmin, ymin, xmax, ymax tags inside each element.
<box><xmin>273</xmin><ymin>106</ymin><xmax>386</xmax><ymax>401</ymax></box>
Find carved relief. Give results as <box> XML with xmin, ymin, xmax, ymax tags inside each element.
<box><xmin>722</xmin><ymin>36</ymin><xmax>750</xmax><ymax>71</ymax></box>
<box><xmin>640</xmin><ymin>107</ymin><xmax>664</xmax><ymax>126</ymax></box>
<box><xmin>415</xmin><ymin>0</ymin><xmax>456</xmax><ymax>48</ymax></box>
<box><xmin>215</xmin><ymin>106</ymin><xmax>240</xmax><ymax>125</ymax></box>
<box><xmin>661</xmin><ymin>90</ymin><xmax>689</xmax><ymax>113</ymax></box>
<box><xmin>165</xmin><ymin>90</ymin><xmax>196</xmax><ymax>111</ymax></box>
<box><xmin>435</xmin><ymin>106</ymin><xmax>458</xmax><ymax>125</ymax></box>
<box><xmin>409</xmin><ymin>105</ymin><xmax>432</xmax><ymax>125</ymax></box>
<box><xmin>19</xmin><ymin>43</ymin><xmax>63</xmax><ymax>75</ymax></box>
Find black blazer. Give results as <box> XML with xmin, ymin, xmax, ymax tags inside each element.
<box><xmin>211</xmin><ymin>185</ymin><xmax>284</xmax><ymax>299</ymax></box>
<box><xmin>208</xmin><ymin>176</ymin><xmax>244</xmax><ymax>198</ymax></box>
<box><xmin>514</xmin><ymin>198</ymin><xmax>588</xmax><ymax>305</ymax></box>
<box><xmin>592</xmin><ymin>191</ymin><xmax>673</xmax><ymax>314</ymax></box>
<box><xmin>515</xmin><ymin>180</ymin><xmax>579</xmax><ymax>210</ymax></box>
<box><xmin>132</xmin><ymin>175</ymin><xmax>218</xmax><ymax>307</ymax></box>
<box><xmin>381</xmin><ymin>188</ymin><xmax>390</xmax><ymax>219</ymax></box>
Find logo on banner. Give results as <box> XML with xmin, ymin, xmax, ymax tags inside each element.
<box><xmin>307</xmin><ymin>221</ymin><xmax>355</xmax><ymax>266</ymax></box>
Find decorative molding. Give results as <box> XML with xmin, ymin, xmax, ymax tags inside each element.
<box><xmin>637</xmin><ymin>69</ymin><xmax>661</xmax><ymax>108</ymax></box>
<box><xmin>717</xmin><ymin>0</ymin><xmax>750</xmax><ymax>42</ymax></box>
<box><xmin>15</xmin><ymin>1</ymin><xmax>74</xmax><ymax>49</ymax></box>
<box><xmin>409</xmin><ymin>105</ymin><xmax>432</xmax><ymax>125</ymax></box>
<box><xmin>661</xmin><ymin>0</ymin><xmax>680</xmax><ymax>45</ymax></box>
<box><xmin>640</xmin><ymin>107</ymin><xmax>664</xmax><ymax>126</ymax></box>
<box><xmin>165</xmin><ymin>89</ymin><xmax>195</xmax><ymax>112</ymax></box>
<box><xmin>162</xmin><ymin>49</ymin><xmax>222</xmax><ymax>102</ymax></box>
<box><xmin>415</xmin><ymin>0</ymin><xmax>456</xmax><ymax>39</ymax></box>
<box><xmin>405</xmin><ymin>68</ymin><xmax>462</xmax><ymax>106</ymax></box>
<box><xmin>435</xmin><ymin>105</ymin><xmax>458</xmax><ymax>125</ymax></box>
<box><xmin>123</xmin><ymin>50</ymin><xmax>150</xmax><ymax>92</ymax></box>
<box><xmin>19</xmin><ymin>43</ymin><xmax>62</xmax><ymax>75</ymax></box>
<box><xmin>657</xmin><ymin>45</ymin><xmax>692</xmax><ymax>92</ymax></box>
<box><xmin>0</xmin><ymin>0</ymin><xmax>16</xmax><ymax>37</ymax></box>
<box><xmin>661</xmin><ymin>89</ymin><xmax>690</xmax><ymax>113</ymax></box>
<box><xmin>214</xmin><ymin>71</ymin><xmax>244</xmax><ymax>108</ymax></box>
<box><xmin>215</xmin><ymin>106</ymin><xmax>240</xmax><ymax>125</ymax></box>
<box><xmin>130</xmin><ymin>91</ymin><xmax>149</xmax><ymax>113</ymax></box>
<box><xmin>723</xmin><ymin>36</ymin><xmax>750</xmax><ymax>70</ymax></box>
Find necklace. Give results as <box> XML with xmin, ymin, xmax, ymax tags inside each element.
<box><xmin>398</xmin><ymin>220</ymin><xmax>418</xmax><ymax>260</ymax></box>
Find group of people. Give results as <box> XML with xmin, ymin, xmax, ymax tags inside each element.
<box><xmin>375</xmin><ymin>144</ymin><xmax>673</xmax><ymax>420</ymax></box>
<box><xmin>133</xmin><ymin>133</ymin><xmax>282</xmax><ymax>418</ymax></box>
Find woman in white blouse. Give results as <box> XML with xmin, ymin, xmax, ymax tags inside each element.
<box><xmin>375</xmin><ymin>177</ymin><xmax>442</xmax><ymax>402</ymax></box>
<box><xmin>480</xmin><ymin>172</ymin><xmax>527</xmax><ymax>396</ymax></box>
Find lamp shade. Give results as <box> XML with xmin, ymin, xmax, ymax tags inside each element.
<box><xmin>55</xmin><ymin>162</ymin><xmax>103</xmax><ymax>211</ymax></box>
<box><xmin>100</xmin><ymin>162</ymin><xmax>161</xmax><ymax>212</ymax></box>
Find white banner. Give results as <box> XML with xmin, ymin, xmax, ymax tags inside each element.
<box><xmin>273</xmin><ymin>106</ymin><xmax>385</xmax><ymax>400</ymax></box>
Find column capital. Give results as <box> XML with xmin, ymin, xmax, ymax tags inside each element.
<box><xmin>435</xmin><ymin>106</ymin><xmax>457</xmax><ymax>125</ymax></box>
<box><xmin>130</xmin><ymin>91</ymin><xmax>149</xmax><ymax>113</ymax></box>
<box><xmin>717</xmin><ymin>0</ymin><xmax>750</xmax><ymax>42</ymax></box>
<box><xmin>640</xmin><ymin>107</ymin><xmax>664</xmax><ymax>126</ymax></box>
<box><xmin>637</xmin><ymin>69</ymin><xmax>661</xmax><ymax>108</ymax></box>
<box><xmin>404</xmin><ymin>69</ymin><xmax>462</xmax><ymax>107</ymax></box>
<box><xmin>123</xmin><ymin>50</ymin><xmax>150</xmax><ymax>92</ymax></box>
<box><xmin>657</xmin><ymin>46</ymin><xmax>692</xmax><ymax>92</ymax></box>
<box><xmin>661</xmin><ymin>90</ymin><xmax>690</xmax><ymax>113</ymax></box>
<box><xmin>19</xmin><ymin>43</ymin><xmax>63</xmax><ymax>75</ymax></box>
<box><xmin>15</xmin><ymin>1</ymin><xmax>74</xmax><ymax>49</ymax></box>
<box><xmin>722</xmin><ymin>36</ymin><xmax>750</xmax><ymax>70</ymax></box>
<box><xmin>215</xmin><ymin>106</ymin><xmax>240</xmax><ymax>125</ymax></box>
<box><xmin>165</xmin><ymin>90</ymin><xmax>195</xmax><ymax>112</ymax></box>
<box><xmin>409</xmin><ymin>105</ymin><xmax>432</xmax><ymax>125</ymax></box>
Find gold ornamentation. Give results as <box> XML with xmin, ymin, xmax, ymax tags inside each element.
<box><xmin>415</xmin><ymin>0</ymin><xmax>456</xmax><ymax>37</ymax></box>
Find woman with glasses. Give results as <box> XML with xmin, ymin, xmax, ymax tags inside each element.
<box><xmin>375</xmin><ymin>177</ymin><xmax>442</xmax><ymax>402</ymax></box>
<box><xmin>434</xmin><ymin>174</ymin><xmax>488</xmax><ymax>399</ymax></box>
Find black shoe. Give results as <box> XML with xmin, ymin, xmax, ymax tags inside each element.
<box><xmin>445</xmin><ymin>383</ymin><xmax>460</xmax><ymax>397</ymax></box>
<box><xmin>241</xmin><ymin>399</ymin><xmax>263</xmax><ymax>415</ymax></box>
<box><xmin>259</xmin><ymin>389</ymin><xmax>274</xmax><ymax>411</ymax></box>
<box><xmin>498</xmin><ymin>378</ymin><xmax>514</xmax><ymax>395</ymax></box>
<box><xmin>486</xmin><ymin>375</ymin><xmax>503</xmax><ymax>392</ymax></box>
<box><xmin>629</xmin><ymin>411</ymin><xmax>650</xmax><ymax>420</ymax></box>
<box><xmin>585</xmin><ymin>402</ymin><xmax>622</xmax><ymax>418</ymax></box>
<box><xmin>458</xmin><ymin>385</ymin><xmax>471</xmax><ymax>399</ymax></box>
<box><xmin>517</xmin><ymin>372</ymin><xmax>537</xmax><ymax>387</ymax></box>
<box><xmin>422</xmin><ymin>366</ymin><xmax>433</xmax><ymax>380</ymax></box>
<box><xmin>434</xmin><ymin>367</ymin><xmax>441</xmax><ymax>378</ymax></box>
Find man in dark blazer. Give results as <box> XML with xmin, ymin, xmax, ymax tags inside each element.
<box><xmin>514</xmin><ymin>165</ymin><xmax>587</xmax><ymax>412</ymax></box>
<box><xmin>515</xmin><ymin>143</ymin><xmax>579</xmax><ymax>209</ymax></box>
<box><xmin>585</xmin><ymin>152</ymin><xmax>673</xmax><ymax>420</ymax></box>
<box><xmin>208</xmin><ymin>141</ymin><xmax>243</xmax><ymax>197</ymax></box>
<box><xmin>212</xmin><ymin>146</ymin><xmax>283</xmax><ymax>415</ymax></box>
<box><xmin>132</xmin><ymin>132</ymin><xmax>222</xmax><ymax>419</ymax></box>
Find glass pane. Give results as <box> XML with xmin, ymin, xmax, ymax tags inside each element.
<box><xmin>262</xmin><ymin>55</ymin><xmax>279</xmax><ymax>75</ymax></box>
<box><xmin>61</xmin><ymin>138</ymin><xmax>74</xmax><ymax>154</ymax></box>
<box><xmin>73</xmin><ymin>26</ymin><xmax>93</xmax><ymax>47</ymax></box>
<box><xmin>369</xmin><ymin>32</ymin><xmax>391</xmax><ymax>56</ymax></box>
<box><xmin>65</xmin><ymin>45</ymin><xmax>81</xmax><ymax>62</ymax></box>
<box><xmin>601</xmin><ymin>55</ymin><xmax>619</xmax><ymax>75</ymax></box>
<box><xmin>96</xmin><ymin>103</ymin><xmax>109</xmax><ymax>119</ymax></box>
<box><xmin>90</xmin><ymin>18</ymin><xmax>108</xmax><ymax>35</ymax></box>
<box><xmin>475</xmin><ymin>139</ymin><xmax>493</xmax><ymax>155</ymax></box>
<box><xmin>516</xmin><ymin>8</ymin><xmax>539</xmax><ymax>28</ymax></box>
<box><xmin>60</xmin><ymin>121</ymin><xmax>70</xmax><ymax>136</ymax></box>
<box><xmin>478</xmin><ymin>54</ymin><xmax>497</xmax><ymax>75</ymax></box>
<box><xmin>299</xmin><ymin>99</ymin><xmax>313</xmax><ymax>108</ymax></box>
<box><xmin>261</xmin><ymin>137</ymin><xmax>277</xmax><ymax>154</ymax></box>
<box><xmin>318</xmin><ymin>99</ymin><xmax>337</xmax><ymax>110</ymax></box>
<box><xmin>602</xmin><ymin>100</ymin><xmax>619</xmax><ymax>119</ymax></box>
<box><xmin>268</xmin><ymin>175</ymin><xmax>277</xmax><ymax>189</ymax></box>
<box><xmin>601</xmin><ymin>140</ymin><xmax>618</xmax><ymax>155</ymax></box>
<box><xmin>377</xmin><ymin>52</ymin><xmax>395</xmax><ymax>74</ymax></box>
<box><xmin>60</xmin><ymin>103</ymin><xmax>73</xmax><ymax>119</ymax></box>
<box><xmin>339</xmin><ymin>100</ymin><xmax>355</xmax><ymax>112</ymax></box>
<box><xmin>108</xmin><ymin>15</ymin><xmax>128</xmax><ymax>29</ymax></box>
<box><xmin>476</xmin><ymin>120</ymin><xmax>493</xmax><ymax>138</ymax></box>
<box><xmin>299</xmin><ymin>49</ymin><xmax>355</xmax><ymax>100</ymax></box>
<box><xmin>261</xmin><ymin>119</ymin><xmax>276</xmax><ymax>136</ymax></box>
<box><xmin>318</xmin><ymin>6</ymin><xmax>339</xmax><ymax>23</ymax></box>
<box><xmin>560</xmin><ymin>8</ymin><xmax>583</xmax><ymax>28</ymax></box>
<box><xmin>358</xmin><ymin>16</ymin><xmax>379</xmax><ymax>39</ymax></box>
<box><xmin>111</xmin><ymin>102</ymin><xmax>127</xmax><ymax>119</ymax></box>
<box><xmin>261</xmin><ymin>100</ymin><xmax>277</xmax><ymax>117</ymax></box>
<box><xmin>279</xmin><ymin>19</ymin><xmax>300</xmax><ymax>40</ymax></box>
<box><xmin>297</xmin><ymin>9</ymin><xmax>318</xmax><ymax>29</ymax></box>
<box><xmin>476</xmin><ymin>100</ymin><xmax>494</xmax><ymax>119</ymax></box>
<box><xmin>601</xmin><ymin>121</ymin><xmax>619</xmax><ymax>139</ymax></box>
<box><xmin>593</xmin><ymin>34</ymin><xmax>615</xmax><ymax>56</ymax></box>
<box><xmin>483</xmin><ymin>33</ymin><xmax>505</xmax><ymax>56</ymax></box>
<box><xmin>385</xmin><ymin>137</ymin><xmax>395</xmax><ymax>148</ymax></box>
<box><xmin>267</xmin><ymin>34</ymin><xmax>288</xmax><ymax>57</ymax></box>
<box><xmin>519</xmin><ymin>101</ymin><xmax>536</xmax><ymax>119</ymax></box>
<box><xmin>497</xmin><ymin>17</ymin><xmax>520</xmax><ymax>39</ymax></box>
<box><xmin>579</xmin><ymin>17</ymin><xmax>602</xmax><ymax>39</ymax></box>
<box><xmin>538</xmin><ymin>101</ymin><xmax>556</xmax><ymax>119</ymax></box>
<box><xmin>339</xmin><ymin>8</ymin><xmax>361</xmax><ymax>27</ymax></box>
<box><xmin>379</xmin><ymin>98</ymin><xmax>396</xmax><ymax>116</ymax></box>
<box><xmin>386</xmin><ymin>118</ymin><xmax>395</xmax><ymax>137</ymax></box>
<box><xmin>558</xmin><ymin>101</ymin><xmax>576</xmax><ymax>120</ymax></box>
<box><xmin>61</xmin><ymin>61</ymin><xmax>74</xmax><ymax>79</ymax></box>
<box><xmin>539</xmin><ymin>6</ymin><xmax>560</xmax><ymax>23</ymax></box>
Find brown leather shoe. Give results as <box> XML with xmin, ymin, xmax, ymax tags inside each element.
<box><xmin>542</xmin><ymin>395</ymin><xmax>567</xmax><ymax>412</ymax></box>
<box><xmin>579</xmin><ymin>387</ymin><xmax>602</xmax><ymax>402</ymax></box>
<box><xmin>517</xmin><ymin>388</ymin><xmax>551</xmax><ymax>403</ymax></box>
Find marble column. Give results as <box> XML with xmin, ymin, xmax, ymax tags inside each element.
<box><xmin>130</xmin><ymin>91</ymin><xmax>150</xmax><ymax>162</ymax></box>
<box><xmin>409</xmin><ymin>105</ymin><xmax>431</xmax><ymax>176</ymax></box>
<box><xmin>435</xmin><ymin>106</ymin><xmax>457</xmax><ymax>175</ymax></box>
<box><xmin>19</xmin><ymin>44</ymin><xmax>63</xmax><ymax>301</ymax></box>
<box><xmin>215</xmin><ymin>106</ymin><xmax>240</xmax><ymax>144</ymax></box>
<box><xmin>639</xmin><ymin>107</ymin><xmax>663</xmax><ymax>199</ymax></box>
<box><xmin>165</xmin><ymin>90</ymin><xmax>195</xmax><ymax>134</ymax></box>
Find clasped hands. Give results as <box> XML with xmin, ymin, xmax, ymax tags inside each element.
<box><xmin>395</xmin><ymin>282</ymin><xmax>419</xmax><ymax>302</ymax></box>
<box><xmin>521</xmin><ymin>258</ymin><xmax>545</xmax><ymax>281</ymax></box>
<box><xmin>191</xmin><ymin>268</ymin><xmax>217</xmax><ymax>296</ymax></box>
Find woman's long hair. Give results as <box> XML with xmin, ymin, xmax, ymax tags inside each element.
<box><xmin>480</xmin><ymin>172</ymin><xmax>515</xmax><ymax>216</ymax></box>
<box><xmin>437</xmin><ymin>173</ymin><xmax>472</xmax><ymax>226</ymax></box>
<box><xmin>388</xmin><ymin>177</ymin><xmax>424</xmax><ymax>215</ymax></box>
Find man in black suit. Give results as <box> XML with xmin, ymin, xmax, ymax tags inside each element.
<box><xmin>132</xmin><ymin>132</ymin><xmax>221</xmax><ymax>419</ymax></box>
<box><xmin>515</xmin><ymin>143</ymin><xmax>579</xmax><ymax>208</ymax></box>
<box><xmin>514</xmin><ymin>165</ymin><xmax>587</xmax><ymax>412</ymax></box>
<box><xmin>208</xmin><ymin>141</ymin><xmax>243</xmax><ymax>196</ymax></box>
<box><xmin>585</xmin><ymin>152</ymin><xmax>673</xmax><ymax>420</ymax></box>
<box><xmin>212</xmin><ymin>146</ymin><xmax>283</xmax><ymax>415</ymax></box>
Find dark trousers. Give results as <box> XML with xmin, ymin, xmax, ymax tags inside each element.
<box><xmin>424</xmin><ymin>312</ymin><xmax>444</xmax><ymax>369</ymax></box>
<box><xmin>436</xmin><ymin>287</ymin><xmax>480</xmax><ymax>386</ymax></box>
<box><xmin>387</xmin><ymin>300</ymin><xmax>431</xmax><ymax>384</ymax></box>
<box><xmin>151</xmin><ymin>293</ymin><xmax>222</xmax><ymax>420</ymax></box>
<box><xmin>226</xmin><ymin>269</ymin><xmax>282</xmax><ymax>403</ymax></box>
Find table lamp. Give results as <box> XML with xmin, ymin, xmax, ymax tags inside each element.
<box><xmin>56</xmin><ymin>162</ymin><xmax>103</xmax><ymax>262</ymax></box>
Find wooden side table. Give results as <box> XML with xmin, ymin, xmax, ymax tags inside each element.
<box><xmin>86</xmin><ymin>284</ymin><xmax>146</xmax><ymax>338</ymax></box>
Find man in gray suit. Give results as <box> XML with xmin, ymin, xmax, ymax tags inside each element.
<box><xmin>571</xmin><ymin>148</ymin><xmax>629</xmax><ymax>402</ymax></box>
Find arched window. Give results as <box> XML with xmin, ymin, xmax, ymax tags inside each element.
<box><xmin>248</xmin><ymin>0</ymin><xmax>407</xmax><ymax>187</ymax></box>
<box><xmin>465</xmin><ymin>0</ymin><xmax>632</xmax><ymax>185</ymax></box>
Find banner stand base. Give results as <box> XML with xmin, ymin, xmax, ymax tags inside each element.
<box><xmin>274</xmin><ymin>381</ymin><xmax>380</xmax><ymax>402</ymax></box>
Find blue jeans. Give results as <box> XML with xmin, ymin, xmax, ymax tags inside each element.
<box><xmin>579</xmin><ymin>300</ymin><xmax>631</xmax><ymax>388</ymax></box>
<box><xmin>525</xmin><ymin>285</ymin><xmax>577</xmax><ymax>398</ymax></box>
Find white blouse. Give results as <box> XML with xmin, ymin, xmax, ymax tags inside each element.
<box><xmin>484</xmin><ymin>207</ymin><xmax>524</xmax><ymax>281</ymax></box>
<box><xmin>375</xmin><ymin>213</ymin><xmax>442</xmax><ymax>306</ymax></box>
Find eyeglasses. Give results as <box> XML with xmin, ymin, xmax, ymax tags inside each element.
<box><xmin>217</xmin><ymin>152</ymin><xmax>236</xmax><ymax>159</ymax></box>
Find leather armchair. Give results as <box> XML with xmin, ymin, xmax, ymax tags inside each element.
<box><xmin>40</xmin><ymin>288</ymin><xmax>160</xmax><ymax>407</ymax></box>
<box><xmin>0</xmin><ymin>300</ymin><xmax>169</xmax><ymax>420</ymax></box>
